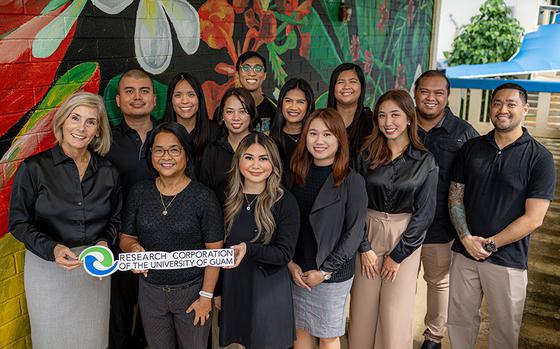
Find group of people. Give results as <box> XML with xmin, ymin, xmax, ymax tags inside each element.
<box><xmin>8</xmin><ymin>49</ymin><xmax>556</xmax><ymax>349</ymax></box>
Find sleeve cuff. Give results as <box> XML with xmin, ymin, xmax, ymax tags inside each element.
<box><xmin>358</xmin><ymin>240</ymin><xmax>372</xmax><ymax>253</ymax></box>
<box><xmin>389</xmin><ymin>249</ymin><xmax>406</xmax><ymax>264</ymax></box>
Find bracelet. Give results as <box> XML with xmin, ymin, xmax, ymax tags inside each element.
<box><xmin>199</xmin><ymin>290</ymin><xmax>213</xmax><ymax>299</ymax></box>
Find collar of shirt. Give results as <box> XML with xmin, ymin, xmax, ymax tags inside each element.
<box><xmin>484</xmin><ymin>127</ymin><xmax>531</xmax><ymax>150</ymax></box>
<box><xmin>51</xmin><ymin>143</ymin><xmax>100</xmax><ymax>177</ymax></box>
<box><xmin>118</xmin><ymin>116</ymin><xmax>156</xmax><ymax>136</ymax></box>
<box><xmin>404</xmin><ymin>144</ymin><xmax>424</xmax><ymax>161</ymax></box>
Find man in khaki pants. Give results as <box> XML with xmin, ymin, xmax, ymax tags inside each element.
<box><xmin>447</xmin><ymin>83</ymin><xmax>556</xmax><ymax>349</ymax></box>
<box><xmin>414</xmin><ymin>70</ymin><xmax>479</xmax><ymax>349</ymax></box>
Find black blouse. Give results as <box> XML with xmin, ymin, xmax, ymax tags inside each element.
<box><xmin>9</xmin><ymin>145</ymin><xmax>122</xmax><ymax>261</ymax></box>
<box><xmin>361</xmin><ymin>145</ymin><xmax>438</xmax><ymax>263</ymax></box>
<box><xmin>199</xmin><ymin>137</ymin><xmax>235</xmax><ymax>206</ymax></box>
<box><xmin>122</xmin><ymin>180</ymin><xmax>223</xmax><ymax>285</ymax></box>
<box><xmin>277</xmin><ymin>130</ymin><xmax>300</xmax><ymax>172</ymax></box>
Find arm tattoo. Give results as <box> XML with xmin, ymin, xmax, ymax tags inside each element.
<box><xmin>448</xmin><ymin>182</ymin><xmax>471</xmax><ymax>239</ymax></box>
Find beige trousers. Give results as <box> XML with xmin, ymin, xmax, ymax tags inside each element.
<box><xmin>348</xmin><ymin>210</ymin><xmax>421</xmax><ymax>349</ymax></box>
<box><xmin>448</xmin><ymin>252</ymin><xmax>528</xmax><ymax>349</ymax></box>
<box><xmin>419</xmin><ymin>241</ymin><xmax>453</xmax><ymax>342</ymax></box>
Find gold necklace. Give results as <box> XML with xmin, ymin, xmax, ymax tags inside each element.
<box><xmin>157</xmin><ymin>178</ymin><xmax>188</xmax><ymax>216</ymax></box>
<box><xmin>159</xmin><ymin>192</ymin><xmax>179</xmax><ymax>216</ymax></box>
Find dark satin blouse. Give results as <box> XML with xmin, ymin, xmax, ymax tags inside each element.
<box><xmin>362</xmin><ymin>145</ymin><xmax>438</xmax><ymax>263</ymax></box>
<box><xmin>8</xmin><ymin>144</ymin><xmax>122</xmax><ymax>261</ymax></box>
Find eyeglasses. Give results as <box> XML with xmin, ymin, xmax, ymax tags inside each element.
<box><xmin>152</xmin><ymin>146</ymin><xmax>183</xmax><ymax>158</ymax></box>
<box><xmin>240</xmin><ymin>64</ymin><xmax>265</xmax><ymax>73</ymax></box>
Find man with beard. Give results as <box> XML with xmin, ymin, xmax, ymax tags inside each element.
<box><xmin>107</xmin><ymin>68</ymin><xmax>158</xmax><ymax>348</ymax></box>
<box><xmin>447</xmin><ymin>83</ymin><xmax>555</xmax><ymax>349</ymax></box>
<box><xmin>414</xmin><ymin>70</ymin><xmax>478</xmax><ymax>349</ymax></box>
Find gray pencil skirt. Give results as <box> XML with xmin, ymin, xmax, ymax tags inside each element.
<box><xmin>24</xmin><ymin>248</ymin><xmax>110</xmax><ymax>349</ymax></box>
<box><xmin>292</xmin><ymin>277</ymin><xmax>353</xmax><ymax>338</ymax></box>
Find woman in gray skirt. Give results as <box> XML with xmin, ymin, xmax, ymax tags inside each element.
<box><xmin>8</xmin><ymin>92</ymin><xmax>121</xmax><ymax>349</ymax></box>
<box><xmin>288</xmin><ymin>108</ymin><xmax>368</xmax><ymax>349</ymax></box>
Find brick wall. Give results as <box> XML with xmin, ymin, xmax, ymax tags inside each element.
<box><xmin>0</xmin><ymin>0</ymin><xmax>433</xmax><ymax>347</ymax></box>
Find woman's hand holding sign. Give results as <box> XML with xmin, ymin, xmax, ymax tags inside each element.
<box><xmin>225</xmin><ymin>243</ymin><xmax>247</xmax><ymax>268</ymax></box>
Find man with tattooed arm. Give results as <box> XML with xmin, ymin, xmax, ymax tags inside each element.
<box><xmin>447</xmin><ymin>83</ymin><xmax>556</xmax><ymax>349</ymax></box>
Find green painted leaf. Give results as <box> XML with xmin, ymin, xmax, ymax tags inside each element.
<box><xmin>355</xmin><ymin>0</ymin><xmax>384</xmax><ymax>52</ymax></box>
<box><xmin>299</xmin><ymin>8</ymin><xmax>341</xmax><ymax>83</ymax></box>
<box><xmin>41</xmin><ymin>0</ymin><xmax>71</xmax><ymax>14</ymax></box>
<box><xmin>314</xmin><ymin>91</ymin><xmax>328</xmax><ymax>109</ymax></box>
<box><xmin>320</xmin><ymin>0</ymin><xmax>351</xmax><ymax>62</ymax></box>
<box><xmin>267</xmin><ymin>44</ymin><xmax>289</xmax><ymax>87</ymax></box>
<box><xmin>33</xmin><ymin>0</ymin><xmax>87</xmax><ymax>58</ymax></box>
<box><xmin>18</xmin><ymin>62</ymin><xmax>99</xmax><ymax>135</ymax></box>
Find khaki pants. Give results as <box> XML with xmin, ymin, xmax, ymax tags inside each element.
<box><xmin>419</xmin><ymin>241</ymin><xmax>453</xmax><ymax>342</ymax></box>
<box><xmin>448</xmin><ymin>252</ymin><xmax>527</xmax><ymax>349</ymax></box>
<box><xmin>348</xmin><ymin>210</ymin><xmax>421</xmax><ymax>349</ymax></box>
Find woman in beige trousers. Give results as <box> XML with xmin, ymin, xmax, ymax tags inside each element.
<box><xmin>348</xmin><ymin>90</ymin><xmax>438</xmax><ymax>349</ymax></box>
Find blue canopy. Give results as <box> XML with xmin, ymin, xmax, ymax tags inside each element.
<box><xmin>445</xmin><ymin>24</ymin><xmax>560</xmax><ymax>78</ymax></box>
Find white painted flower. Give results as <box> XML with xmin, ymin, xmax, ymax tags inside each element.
<box><xmin>32</xmin><ymin>0</ymin><xmax>200</xmax><ymax>74</ymax></box>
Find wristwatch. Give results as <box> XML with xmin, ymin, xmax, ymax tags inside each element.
<box><xmin>483</xmin><ymin>240</ymin><xmax>498</xmax><ymax>253</ymax></box>
<box><xmin>319</xmin><ymin>270</ymin><xmax>332</xmax><ymax>280</ymax></box>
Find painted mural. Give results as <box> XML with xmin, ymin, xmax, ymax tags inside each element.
<box><xmin>0</xmin><ymin>0</ymin><xmax>432</xmax><ymax>344</ymax></box>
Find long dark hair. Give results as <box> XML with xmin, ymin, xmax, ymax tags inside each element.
<box><xmin>291</xmin><ymin>108</ymin><xmax>350</xmax><ymax>187</ymax></box>
<box><xmin>164</xmin><ymin>72</ymin><xmax>216</xmax><ymax>160</ymax></box>
<box><xmin>361</xmin><ymin>90</ymin><xmax>425</xmax><ymax>170</ymax></box>
<box><xmin>327</xmin><ymin>63</ymin><xmax>368</xmax><ymax>153</ymax></box>
<box><xmin>146</xmin><ymin>122</ymin><xmax>194</xmax><ymax>176</ymax></box>
<box><xmin>269</xmin><ymin>78</ymin><xmax>315</xmax><ymax>151</ymax></box>
<box><xmin>214</xmin><ymin>87</ymin><xmax>258</xmax><ymax>140</ymax></box>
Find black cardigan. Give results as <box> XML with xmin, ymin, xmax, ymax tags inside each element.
<box><xmin>289</xmin><ymin>169</ymin><xmax>368</xmax><ymax>274</ymax></box>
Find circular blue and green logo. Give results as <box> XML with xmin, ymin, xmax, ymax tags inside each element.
<box><xmin>79</xmin><ymin>246</ymin><xmax>118</xmax><ymax>277</ymax></box>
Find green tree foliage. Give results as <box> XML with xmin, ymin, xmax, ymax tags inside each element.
<box><xmin>444</xmin><ymin>0</ymin><xmax>524</xmax><ymax>66</ymax></box>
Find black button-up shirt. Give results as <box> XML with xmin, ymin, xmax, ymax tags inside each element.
<box><xmin>106</xmin><ymin>119</ymin><xmax>156</xmax><ymax>199</ymax></box>
<box><xmin>8</xmin><ymin>145</ymin><xmax>122</xmax><ymax>261</ymax></box>
<box><xmin>417</xmin><ymin>108</ymin><xmax>479</xmax><ymax>243</ymax></box>
<box><xmin>451</xmin><ymin>128</ymin><xmax>556</xmax><ymax>269</ymax></box>
<box><xmin>361</xmin><ymin>146</ymin><xmax>438</xmax><ymax>263</ymax></box>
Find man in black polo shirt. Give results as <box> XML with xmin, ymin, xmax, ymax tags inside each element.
<box><xmin>414</xmin><ymin>70</ymin><xmax>479</xmax><ymax>349</ymax></box>
<box><xmin>236</xmin><ymin>51</ymin><xmax>277</xmax><ymax>132</ymax></box>
<box><xmin>448</xmin><ymin>83</ymin><xmax>556</xmax><ymax>349</ymax></box>
<box><xmin>106</xmin><ymin>69</ymin><xmax>157</xmax><ymax>349</ymax></box>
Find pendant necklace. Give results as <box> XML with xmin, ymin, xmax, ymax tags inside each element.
<box><xmin>243</xmin><ymin>193</ymin><xmax>258</xmax><ymax>211</ymax></box>
<box><xmin>285</xmin><ymin>132</ymin><xmax>299</xmax><ymax>143</ymax></box>
<box><xmin>159</xmin><ymin>192</ymin><xmax>179</xmax><ymax>216</ymax></box>
<box><xmin>157</xmin><ymin>178</ymin><xmax>185</xmax><ymax>216</ymax></box>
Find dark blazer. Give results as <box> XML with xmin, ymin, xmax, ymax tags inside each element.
<box><xmin>291</xmin><ymin>169</ymin><xmax>368</xmax><ymax>273</ymax></box>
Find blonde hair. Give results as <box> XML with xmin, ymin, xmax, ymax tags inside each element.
<box><xmin>224</xmin><ymin>133</ymin><xmax>284</xmax><ymax>244</ymax></box>
<box><xmin>52</xmin><ymin>92</ymin><xmax>112</xmax><ymax>156</ymax></box>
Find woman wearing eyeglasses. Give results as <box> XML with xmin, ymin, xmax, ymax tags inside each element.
<box><xmin>120</xmin><ymin>122</ymin><xmax>224</xmax><ymax>349</ymax></box>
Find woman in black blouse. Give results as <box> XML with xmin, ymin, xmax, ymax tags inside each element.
<box><xmin>119</xmin><ymin>122</ymin><xmax>224</xmax><ymax>349</ymax></box>
<box><xmin>218</xmin><ymin>133</ymin><xmax>300</xmax><ymax>348</ymax></box>
<box><xmin>269</xmin><ymin>78</ymin><xmax>315</xmax><ymax>171</ymax></box>
<box><xmin>288</xmin><ymin>108</ymin><xmax>367</xmax><ymax>349</ymax></box>
<box><xmin>8</xmin><ymin>92</ymin><xmax>121</xmax><ymax>349</ymax></box>
<box><xmin>164</xmin><ymin>72</ymin><xmax>217</xmax><ymax>178</ymax></box>
<box><xmin>199</xmin><ymin>87</ymin><xmax>257</xmax><ymax>205</ymax></box>
<box><xmin>327</xmin><ymin>63</ymin><xmax>374</xmax><ymax>166</ymax></box>
<box><xmin>348</xmin><ymin>90</ymin><xmax>438</xmax><ymax>349</ymax></box>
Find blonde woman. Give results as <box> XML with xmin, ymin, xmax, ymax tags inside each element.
<box><xmin>218</xmin><ymin>133</ymin><xmax>300</xmax><ymax>349</ymax></box>
<box><xmin>9</xmin><ymin>92</ymin><xmax>121</xmax><ymax>349</ymax></box>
